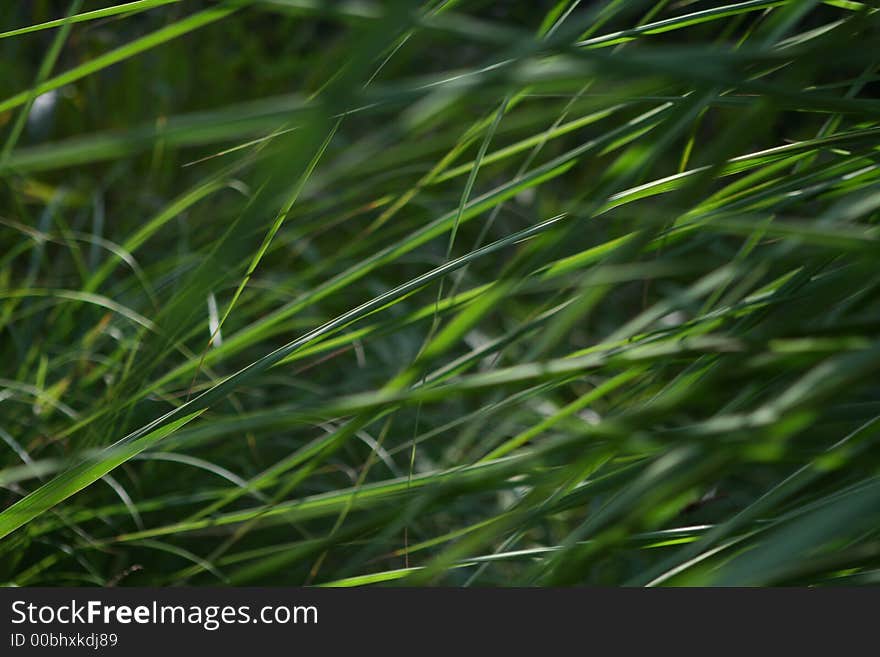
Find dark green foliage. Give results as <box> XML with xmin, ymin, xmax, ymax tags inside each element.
<box><xmin>2</xmin><ymin>0</ymin><xmax>880</xmax><ymax>586</ymax></box>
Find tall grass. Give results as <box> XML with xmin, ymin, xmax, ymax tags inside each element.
<box><xmin>1</xmin><ymin>0</ymin><xmax>880</xmax><ymax>586</ymax></box>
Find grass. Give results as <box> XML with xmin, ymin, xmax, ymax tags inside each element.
<box><xmin>1</xmin><ymin>0</ymin><xmax>880</xmax><ymax>587</ymax></box>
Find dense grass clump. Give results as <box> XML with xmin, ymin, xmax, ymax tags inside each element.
<box><xmin>2</xmin><ymin>0</ymin><xmax>880</xmax><ymax>586</ymax></box>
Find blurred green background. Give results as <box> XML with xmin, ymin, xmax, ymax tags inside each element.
<box><xmin>2</xmin><ymin>0</ymin><xmax>880</xmax><ymax>586</ymax></box>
